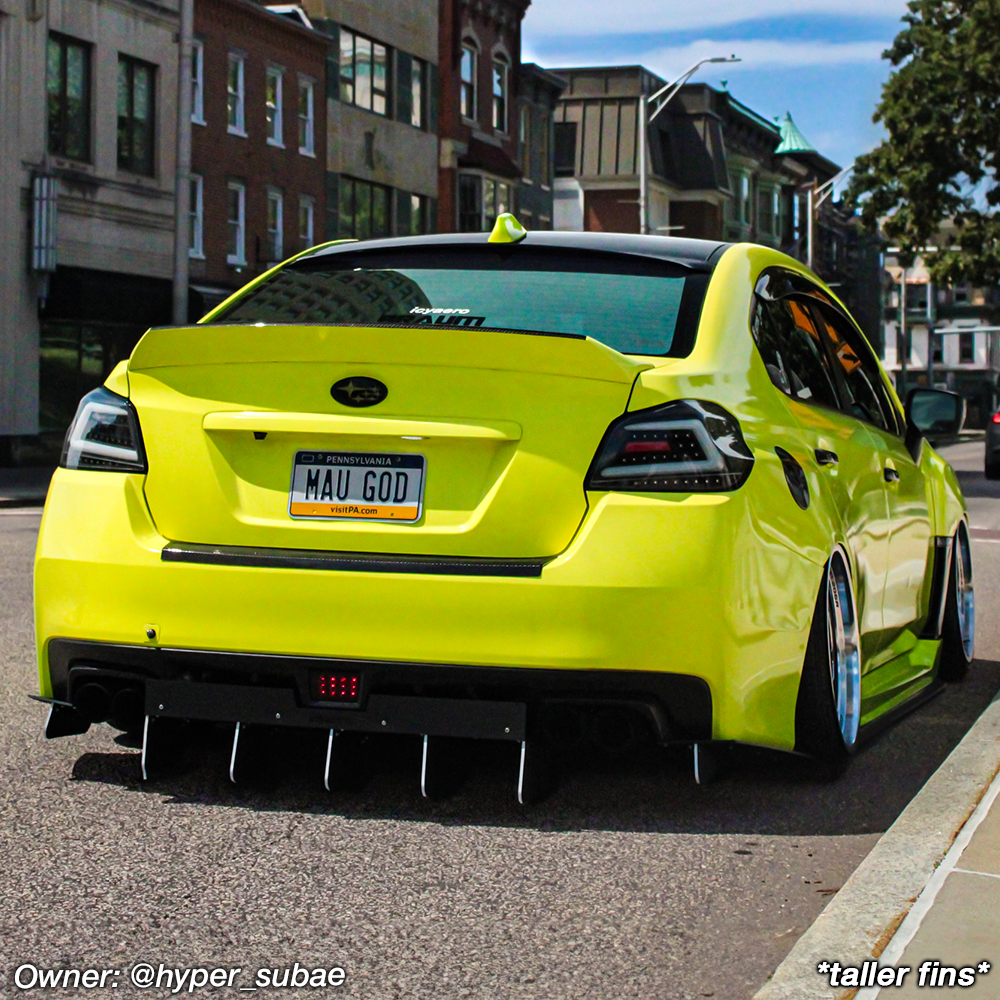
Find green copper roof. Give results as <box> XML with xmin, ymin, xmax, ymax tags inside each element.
<box><xmin>775</xmin><ymin>112</ymin><xmax>815</xmax><ymax>154</ymax></box>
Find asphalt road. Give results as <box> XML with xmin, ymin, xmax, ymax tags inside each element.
<box><xmin>1</xmin><ymin>442</ymin><xmax>998</xmax><ymax>1000</ymax></box>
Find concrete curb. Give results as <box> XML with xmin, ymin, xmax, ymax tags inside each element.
<box><xmin>753</xmin><ymin>695</ymin><xmax>1000</xmax><ymax>1000</ymax></box>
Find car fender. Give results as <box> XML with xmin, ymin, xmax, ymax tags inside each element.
<box><xmin>922</xmin><ymin>444</ymin><xmax>967</xmax><ymax>539</ymax></box>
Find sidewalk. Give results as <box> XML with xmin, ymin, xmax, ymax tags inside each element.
<box><xmin>755</xmin><ymin>692</ymin><xmax>1000</xmax><ymax>1000</ymax></box>
<box><xmin>0</xmin><ymin>466</ymin><xmax>54</xmax><ymax>508</ymax></box>
<box><xmin>856</xmin><ymin>759</ymin><xmax>1000</xmax><ymax>999</ymax></box>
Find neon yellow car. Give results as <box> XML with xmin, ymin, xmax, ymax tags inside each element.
<box><xmin>34</xmin><ymin>221</ymin><xmax>974</xmax><ymax>798</ymax></box>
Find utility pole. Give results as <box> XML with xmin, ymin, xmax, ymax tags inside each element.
<box><xmin>638</xmin><ymin>94</ymin><xmax>648</xmax><ymax>235</ymax></box>
<box><xmin>172</xmin><ymin>0</ymin><xmax>195</xmax><ymax>325</ymax></box>
<box><xmin>926</xmin><ymin>279</ymin><xmax>936</xmax><ymax>388</ymax></box>
<box><xmin>899</xmin><ymin>268</ymin><xmax>908</xmax><ymax>397</ymax></box>
<box><xmin>638</xmin><ymin>56</ymin><xmax>740</xmax><ymax>236</ymax></box>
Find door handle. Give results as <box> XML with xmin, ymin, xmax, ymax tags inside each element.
<box><xmin>884</xmin><ymin>466</ymin><xmax>900</xmax><ymax>483</ymax></box>
<box><xmin>815</xmin><ymin>449</ymin><xmax>839</xmax><ymax>466</ymax></box>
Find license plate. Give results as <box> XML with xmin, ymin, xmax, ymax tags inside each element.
<box><xmin>289</xmin><ymin>451</ymin><xmax>425</xmax><ymax>522</ymax></box>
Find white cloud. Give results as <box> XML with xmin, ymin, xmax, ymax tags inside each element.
<box><xmin>525</xmin><ymin>38</ymin><xmax>887</xmax><ymax>78</ymax></box>
<box><xmin>525</xmin><ymin>0</ymin><xmax>908</xmax><ymax>37</ymax></box>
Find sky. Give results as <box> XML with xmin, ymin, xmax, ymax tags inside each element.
<box><xmin>522</xmin><ymin>0</ymin><xmax>912</xmax><ymax>186</ymax></box>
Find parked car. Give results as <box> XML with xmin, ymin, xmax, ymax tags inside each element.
<box><xmin>986</xmin><ymin>411</ymin><xmax>1000</xmax><ymax>479</ymax></box>
<box><xmin>34</xmin><ymin>221</ymin><xmax>974</xmax><ymax>798</ymax></box>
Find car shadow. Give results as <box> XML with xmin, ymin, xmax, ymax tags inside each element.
<box><xmin>68</xmin><ymin>658</ymin><xmax>1000</xmax><ymax>838</ymax></box>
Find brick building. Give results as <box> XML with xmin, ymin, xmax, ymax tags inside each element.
<box><xmin>188</xmin><ymin>0</ymin><xmax>328</xmax><ymax>314</ymax></box>
<box><xmin>438</xmin><ymin>0</ymin><xmax>530</xmax><ymax>231</ymax></box>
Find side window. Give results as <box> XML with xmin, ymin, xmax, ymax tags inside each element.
<box><xmin>811</xmin><ymin>303</ymin><xmax>899</xmax><ymax>434</ymax></box>
<box><xmin>751</xmin><ymin>297</ymin><xmax>840</xmax><ymax>410</ymax></box>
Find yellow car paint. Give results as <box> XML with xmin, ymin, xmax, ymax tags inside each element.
<box><xmin>34</xmin><ymin>239</ymin><xmax>967</xmax><ymax>755</ymax></box>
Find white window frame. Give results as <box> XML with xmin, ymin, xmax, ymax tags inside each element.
<box><xmin>227</xmin><ymin>52</ymin><xmax>246</xmax><ymax>136</ymax></box>
<box><xmin>411</xmin><ymin>56</ymin><xmax>424</xmax><ymax>129</ymax></box>
<box><xmin>492</xmin><ymin>57</ymin><xmax>508</xmax><ymax>133</ymax></box>
<box><xmin>298</xmin><ymin>194</ymin><xmax>315</xmax><ymax>250</ymax></box>
<box><xmin>461</xmin><ymin>43</ymin><xmax>478</xmax><ymax>122</ymax></box>
<box><xmin>298</xmin><ymin>76</ymin><xmax>315</xmax><ymax>156</ymax></box>
<box><xmin>188</xmin><ymin>173</ymin><xmax>204</xmax><ymax>259</ymax></box>
<box><xmin>266</xmin><ymin>65</ymin><xmax>284</xmax><ymax>147</ymax></box>
<box><xmin>191</xmin><ymin>39</ymin><xmax>205</xmax><ymax>125</ymax></box>
<box><xmin>226</xmin><ymin>180</ymin><xmax>246</xmax><ymax>265</ymax></box>
<box><xmin>266</xmin><ymin>187</ymin><xmax>284</xmax><ymax>261</ymax></box>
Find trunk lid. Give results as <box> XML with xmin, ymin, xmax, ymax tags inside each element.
<box><xmin>128</xmin><ymin>324</ymin><xmax>651</xmax><ymax>557</ymax></box>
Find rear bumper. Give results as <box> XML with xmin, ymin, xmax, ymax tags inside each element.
<box><xmin>45</xmin><ymin>638</ymin><xmax>712</xmax><ymax>743</ymax></box>
<box><xmin>35</xmin><ymin>468</ymin><xmax>823</xmax><ymax>749</ymax></box>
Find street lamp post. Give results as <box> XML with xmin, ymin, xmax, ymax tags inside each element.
<box><xmin>805</xmin><ymin>164</ymin><xmax>853</xmax><ymax>272</ymax></box>
<box><xmin>638</xmin><ymin>56</ymin><xmax>740</xmax><ymax>236</ymax></box>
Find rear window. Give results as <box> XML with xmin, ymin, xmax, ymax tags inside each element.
<box><xmin>205</xmin><ymin>246</ymin><xmax>710</xmax><ymax>357</ymax></box>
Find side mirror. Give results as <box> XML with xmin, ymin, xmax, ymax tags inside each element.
<box><xmin>905</xmin><ymin>388</ymin><xmax>966</xmax><ymax>438</ymax></box>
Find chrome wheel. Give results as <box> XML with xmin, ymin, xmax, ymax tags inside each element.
<box><xmin>826</xmin><ymin>553</ymin><xmax>861</xmax><ymax>748</ymax></box>
<box><xmin>955</xmin><ymin>523</ymin><xmax>975</xmax><ymax>662</ymax></box>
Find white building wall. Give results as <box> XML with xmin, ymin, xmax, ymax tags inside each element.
<box><xmin>0</xmin><ymin>0</ymin><xmax>45</xmax><ymax>435</ymax></box>
<box><xmin>0</xmin><ymin>0</ymin><xmax>179</xmax><ymax>438</ymax></box>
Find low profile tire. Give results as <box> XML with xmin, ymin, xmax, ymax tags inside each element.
<box><xmin>985</xmin><ymin>458</ymin><xmax>1000</xmax><ymax>480</ymax></box>
<box><xmin>939</xmin><ymin>522</ymin><xmax>975</xmax><ymax>681</ymax></box>
<box><xmin>794</xmin><ymin>550</ymin><xmax>862</xmax><ymax>776</ymax></box>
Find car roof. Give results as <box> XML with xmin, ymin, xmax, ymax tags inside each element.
<box><xmin>303</xmin><ymin>231</ymin><xmax>732</xmax><ymax>272</ymax></box>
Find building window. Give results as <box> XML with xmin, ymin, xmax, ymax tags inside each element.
<box><xmin>188</xmin><ymin>173</ymin><xmax>204</xmax><ymax>258</ymax></box>
<box><xmin>191</xmin><ymin>39</ymin><xmax>205</xmax><ymax>124</ymax></box>
<box><xmin>460</xmin><ymin>43</ymin><xmax>477</xmax><ymax>121</ymax></box>
<box><xmin>457</xmin><ymin>174</ymin><xmax>510</xmax><ymax>232</ymax></box>
<box><xmin>227</xmin><ymin>53</ymin><xmax>246</xmax><ymax>134</ymax></box>
<box><xmin>932</xmin><ymin>333</ymin><xmax>943</xmax><ymax>364</ymax></box>
<box><xmin>47</xmin><ymin>34</ymin><xmax>91</xmax><ymax>161</ymax></box>
<box><xmin>492</xmin><ymin>57</ymin><xmax>508</xmax><ymax>132</ymax></box>
<box><xmin>411</xmin><ymin>57</ymin><xmax>425</xmax><ymax>129</ymax></box>
<box><xmin>954</xmin><ymin>284</ymin><xmax>970</xmax><ymax>304</ymax></box>
<box><xmin>340</xmin><ymin>29</ymin><xmax>389</xmax><ymax>116</ymax></box>
<box><xmin>266</xmin><ymin>66</ymin><xmax>283</xmax><ymax>146</ymax></box>
<box><xmin>117</xmin><ymin>56</ymin><xmax>156</xmax><ymax>175</ymax></box>
<box><xmin>298</xmin><ymin>77</ymin><xmax>315</xmax><ymax>155</ymax></box>
<box><xmin>758</xmin><ymin>185</ymin><xmax>773</xmax><ymax>234</ymax></box>
<box><xmin>520</xmin><ymin>105</ymin><xmax>531</xmax><ymax>180</ymax></box>
<box><xmin>266</xmin><ymin>188</ymin><xmax>284</xmax><ymax>261</ymax></box>
<box><xmin>339</xmin><ymin>176</ymin><xmax>390</xmax><ymax>240</ymax></box>
<box><xmin>298</xmin><ymin>195</ymin><xmax>315</xmax><ymax>251</ymax></box>
<box><xmin>484</xmin><ymin>177</ymin><xmax>510</xmax><ymax>227</ymax></box>
<box><xmin>410</xmin><ymin>193</ymin><xmax>428</xmax><ymax>235</ymax></box>
<box><xmin>960</xmin><ymin>332</ymin><xmax>975</xmax><ymax>363</ymax></box>
<box><xmin>458</xmin><ymin>174</ymin><xmax>481</xmax><ymax>232</ymax></box>
<box><xmin>553</xmin><ymin>122</ymin><xmax>577</xmax><ymax>177</ymax></box>
<box><xmin>227</xmin><ymin>181</ymin><xmax>246</xmax><ymax>264</ymax></box>
<box><xmin>734</xmin><ymin>174</ymin><xmax>750</xmax><ymax>225</ymax></box>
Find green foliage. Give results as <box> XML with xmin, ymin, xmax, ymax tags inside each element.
<box><xmin>849</xmin><ymin>0</ymin><xmax>1000</xmax><ymax>284</ymax></box>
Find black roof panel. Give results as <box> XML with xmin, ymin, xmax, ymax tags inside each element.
<box><xmin>305</xmin><ymin>231</ymin><xmax>731</xmax><ymax>271</ymax></box>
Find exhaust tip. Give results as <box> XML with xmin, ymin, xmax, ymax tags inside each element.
<box><xmin>108</xmin><ymin>687</ymin><xmax>145</xmax><ymax>732</ymax></box>
<box><xmin>542</xmin><ymin>705</ymin><xmax>587</xmax><ymax>749</ymax></box>
<box><xmin>73</xmin><ymin>682</ymin><xmax>111</xmax><ymax>724</ymax></box>
<box><xmin>589</xmin><ymin>707</ymin><xmax>640</xmax><ymax>756</ymax></box>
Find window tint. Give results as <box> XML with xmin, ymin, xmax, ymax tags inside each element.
<box><xmin>811</xmin><ymin>303</ymin><xmax>898</xmax><ymax>433</ymax></box>
<box><xmin>752</xmin><ymin>298</ymin><xmax>840</xmax><ymax>409</ymax></box>
<box><xmin>205</xmin><ymin>247</ymin><xmax>709</xmax><ymax>358</ymax></box>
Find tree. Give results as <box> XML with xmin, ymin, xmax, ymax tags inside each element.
<box><xmin>849</xmin><ymin>0</ymin><xmax>1000</xmax><ymax>284</ymax></box>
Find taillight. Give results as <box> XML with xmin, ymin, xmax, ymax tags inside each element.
<box><xmin>992</xmin><ymin>413</ymin><xmax>1000</xmax><ymax>424</ymax></box>
<box><xmin>60</xmin><ymin>387</ymin><xmax>147</xmax><ymax>473</ymax></box>
<box><xmin>586</xmin><ymin>400</ymin><xmax>754</xmax><ymax>492</ymax></box>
